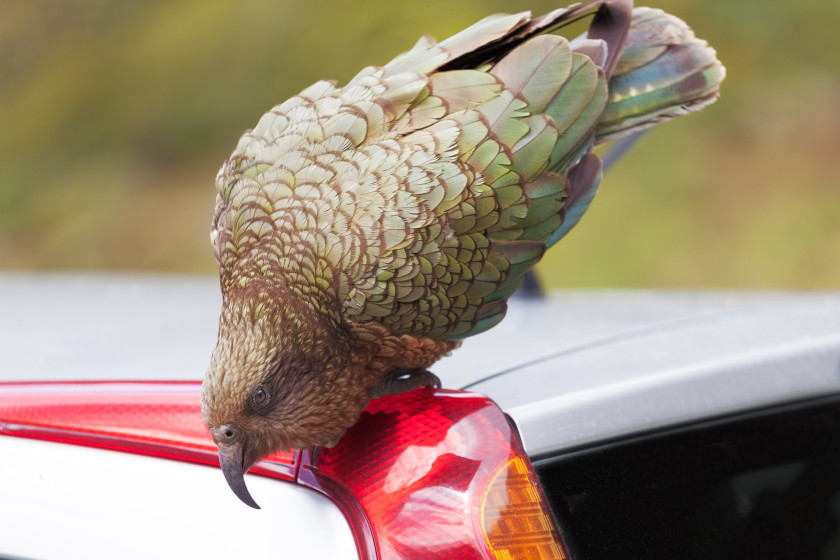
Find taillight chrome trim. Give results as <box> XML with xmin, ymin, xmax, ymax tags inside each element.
<box><xmin>298</xmin><ymin>450</ymin><xmax>381</xmax><ymax>560</ymax></box>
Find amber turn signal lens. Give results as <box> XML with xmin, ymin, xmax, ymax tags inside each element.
<box><xmin>482</xmin><ymin>456</ymin><xmax>569</xmax><ymax>559</ymax></box>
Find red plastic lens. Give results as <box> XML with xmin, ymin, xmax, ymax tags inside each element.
<box><xmin>302</xmin><ymin>388</ymin><xmax>569</xmax><ymax>560</ymax></box>
<box><xmin>0</xmin><ymin>381</ymin><xmax>298</xmax><ymax>479</ymax></box>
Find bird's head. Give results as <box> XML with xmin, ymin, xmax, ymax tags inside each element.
<box><xmin>201</xmin><ymin>288</ymin><xmax>374</xmax><ymax>508</ymax></box>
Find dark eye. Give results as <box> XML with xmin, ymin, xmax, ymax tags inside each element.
<box><xmin>252</xmin><ymin>386</ymin><xmax>269</xmax><ymax>408</ymax></box>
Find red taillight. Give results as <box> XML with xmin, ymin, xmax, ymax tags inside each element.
<box><xmin>0</xmin><ymin>382</ymin><xmax>569</xmax><ymax>559</ymax></box>
<box><xmin>0</xmin><ymin>381</ymin><xmax>298</xmax><ymax>479</ymax></box>
<box><xmin>301</xmin><ymin>389</ymin><xmax>570</xmax><ymax>560</ymax></box>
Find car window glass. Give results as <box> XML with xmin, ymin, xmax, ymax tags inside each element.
<box><xmin>535</xmin><ymin>395</ymin><xmax>840</xmax><ymax>560</ymax></box>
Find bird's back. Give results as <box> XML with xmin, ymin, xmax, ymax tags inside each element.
<box><xmin>211</xmin><ymin>4</ymin><xmax>724</xmax><ymax>342</ymax></box>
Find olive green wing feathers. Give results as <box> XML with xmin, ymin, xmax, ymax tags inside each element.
<box><xmin>340</xmin><ymin>7</ymin><xmax>618</xmax><ymax>340</ymax></box>
<box><xmin>211</xmin><ymin>4</ymin><xmax>724</xmax><ymax>343</ymax></box>
<box><xmin>341</xmin><ymin>5</ymin><xmax>723</xmax><ymax>341</ymax></box>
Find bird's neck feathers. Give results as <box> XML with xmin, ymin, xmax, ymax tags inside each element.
<box><xmin>203</xmin><ymin>282</ymin><xmax>370</xmax><ymax>426</ymax></box>
<box><xmin>218</xmin><ymin>281</ymin><xmax>354</xmax><ymax>359</ymax></box>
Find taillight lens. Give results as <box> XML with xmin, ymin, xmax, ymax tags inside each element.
<box><xmin>482</xmin><ymin>456</ymin><xmax>568</xmax><ymax>559</ymax></box>
<box><xmin>301</xmin><ymin>388</ymin><xmax>570</xmax><ymax>560</ymax></box>
<box><xmin>0</xmin><ymin>381</ymin><xmax>298</xmax><ymax>479</ymax></box>
<box><xmin>0</xmin><ymin>382</ymin><xmax>569</xmax><ymax>559</ymax></box>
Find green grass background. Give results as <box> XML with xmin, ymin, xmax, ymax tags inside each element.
<box><xmin>2</xmin><ymin>0</ymin><xmax>838</xmax><ymax>288</ymax></box>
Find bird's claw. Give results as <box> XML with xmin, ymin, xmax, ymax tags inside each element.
<box><xmin>371</xmin><ymin>367</ymin><xmax>441</xmax><ymax>398</ymax></box>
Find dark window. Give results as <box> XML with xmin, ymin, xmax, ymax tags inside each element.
<box><xmin>535</xmin><ymin>394</ymin><xmax>840</xmax><ymax>560</ymax></box>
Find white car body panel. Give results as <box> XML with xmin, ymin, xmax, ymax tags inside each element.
<box><xmin>0</xmin><ymin>436</ymin><xmax>358</xmax><ymax>560</ymax></box>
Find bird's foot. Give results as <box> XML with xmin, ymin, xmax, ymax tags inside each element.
<box><xmin>310</xmin><ymin>434</ymin><xmax>342</xmax><ymax>464</ymax></box>
<box><xmin>311</xmin><ymin>444</ymin><xmax>324</xmax><ymax>464</ymax></box>
<box><xmin>371</xmin><ymin>367</ymin><xmax>441</xmax><ymax>399</ymax></box>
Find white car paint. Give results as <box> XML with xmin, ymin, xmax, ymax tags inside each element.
<box><xmin>0</xmin><ymin>436</ymin><xmax>358</xmax><ymax>560</ymax></box>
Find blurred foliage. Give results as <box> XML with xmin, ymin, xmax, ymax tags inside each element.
<box><xmin>1</xmin><ymin>0</ymin><xmax>838</xmax><ymax>287</ymax></box>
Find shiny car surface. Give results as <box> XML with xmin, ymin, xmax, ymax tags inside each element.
<box><xmin>2</xmin><ymin>274</ymin><xmax>840</xmax><ymax>559</ymax></box>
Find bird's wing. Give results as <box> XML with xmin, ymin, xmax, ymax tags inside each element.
<box><xmin>335</xmin><ymin>7</ymin><xmax>624</xmax><ymax>341</ymax></box>
<box><xmin>211</xmin><ymin>4</ymin><xmax>723</xmax><ymax>343</ymax></box>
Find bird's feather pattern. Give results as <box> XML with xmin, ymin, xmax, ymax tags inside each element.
<box><xmin>595</xmin><ymin>7</ymin><xmax>726</xmax><ymax>142</ymax></box>
<box><xmin>202</xmin><ymin>2</ymin><xmax>726</xmax><ymax>508</ymax></box>
<box><xmin>212</xmin><ymin>5</ymin><xmax>723</xmax><ymax>344</ymax></box>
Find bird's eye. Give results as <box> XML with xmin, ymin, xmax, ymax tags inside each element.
<box><xmin>253</xmin><ymin>386</ymin><xmax>269</xmax><ymax>408</ymax></box>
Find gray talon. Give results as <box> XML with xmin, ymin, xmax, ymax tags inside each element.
<box><xmin>372</xmin><ymin>368</ymin><xmax>441</xmax><ymax>398</ymax></box>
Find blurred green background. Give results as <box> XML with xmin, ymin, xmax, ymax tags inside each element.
<box><xmin>2</xmin><ymin>0</ymin><xmax>838</xmax><ymax>288</ymax></box>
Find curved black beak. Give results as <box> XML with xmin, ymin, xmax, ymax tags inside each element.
<box><xmin>217</xmin><ymin>440</ymin><xmax>261</xmax><ymax>509</ymax></box>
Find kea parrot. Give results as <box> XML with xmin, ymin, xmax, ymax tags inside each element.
<box><xmin>201</xmin><ymin>0</ymin><xmax>725</xmax><ymax>508</ymax></box>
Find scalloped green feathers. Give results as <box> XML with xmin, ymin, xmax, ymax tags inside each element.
<box><xmin>595</xmin><ymin>8</ymin><xmax>726</xmax><ymax>142</ymax></box>
<box><xmin>212</xmin><ymin>5</ymin><xmax>724</xmax><ymax>342</ymax></box>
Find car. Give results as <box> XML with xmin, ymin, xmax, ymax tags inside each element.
<box><xmin>2</xmin><ymin>274</ymin><xmax>840</xmax><ymax>559</ymax></box>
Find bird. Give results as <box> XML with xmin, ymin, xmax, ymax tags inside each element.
<box><xmin>201</xmin><ymin>0</ymin><xmax>725</xmax><ymax>508</ymax></box>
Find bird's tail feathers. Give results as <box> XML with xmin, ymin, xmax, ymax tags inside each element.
<box><xmin>593</xmin><ymin>7</ymin><xmax>725</xmax><ymax>143</ymax></box>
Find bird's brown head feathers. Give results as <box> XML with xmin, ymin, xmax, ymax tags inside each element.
<box><xmin>201</xmin><ymin>284</ymin><xmax>375</xmax><ymax>508</ymax></box>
